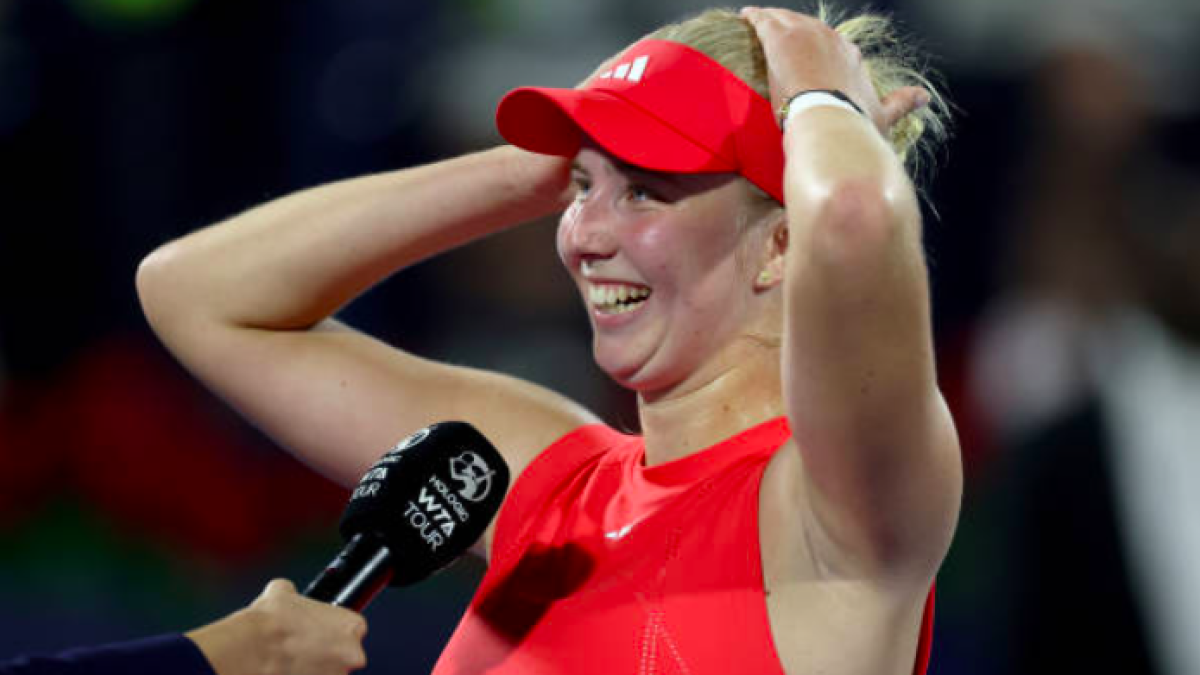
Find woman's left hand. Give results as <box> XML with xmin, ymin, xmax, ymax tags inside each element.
<box><xmin>740</xmin><ymin>6</ymin><xmax>928</xmax><ymax>135</ymax></box>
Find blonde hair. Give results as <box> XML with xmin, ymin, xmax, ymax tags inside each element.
<box><xmin>643</xmin><ymin>5</ymin><xmax>951</xmax><ymax>185</ymax></box>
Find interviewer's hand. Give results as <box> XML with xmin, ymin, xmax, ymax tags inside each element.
<box><xmin>187</xmin><ymin>579</ymin><xmax>368</xmax><ymax>675</ymax></box>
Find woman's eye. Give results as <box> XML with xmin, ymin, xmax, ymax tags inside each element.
<box><xmin>572</xmin><ymin>177</ymin><xmax>591</xmax><ymax>198</ymax></box>
<box><xmin>627</xmin><ymin>185</ymin><xmax>656</xmax><ymax>202</ymax></box>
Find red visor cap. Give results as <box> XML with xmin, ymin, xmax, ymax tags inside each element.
<box><xmin>496</xmin><ymin>39</ymin><xmax>785</xmax><ymax>204</ymax></box>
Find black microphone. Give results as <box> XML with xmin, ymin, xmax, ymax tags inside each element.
<box><xmin>303</xmin><ymin>421</ymin><xmax>509</xmax><ymax>611</ymax></box>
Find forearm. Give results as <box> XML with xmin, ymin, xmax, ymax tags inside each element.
<box><xmin>785</xmin><ymin>109</ymin><xmax>934</xmax><ymax>408</ymax></box>
<box><xmin>0</xmin><ymin>635</ymin><xmax>212</xmax><ymax>675</ymax></box>
<box><xmin>783</xmin><ymin>107</ymin><xmax>936</xmax><ymax>432</ymax></box>
<box><xmin>138</xmin><ymin>145</ymin><xmax>567</xmax><ymax>333</ymax></box>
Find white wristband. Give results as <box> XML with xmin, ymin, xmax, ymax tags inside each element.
<box><xmin>779</xmin><ymin>90</ymin><xmax>863</xmax><ymax>131</ymax></box>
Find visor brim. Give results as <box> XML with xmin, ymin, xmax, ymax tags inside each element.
<box><xmin>497</xmin><ymin>87</ymin><xmax>735</xmax><ymax>174</ymax></box>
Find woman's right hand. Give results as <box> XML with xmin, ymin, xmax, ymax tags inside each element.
<box><xmin>502</xmin><ymin>145</ymin><xmax>576</xmax><ymax>215</ymax></box>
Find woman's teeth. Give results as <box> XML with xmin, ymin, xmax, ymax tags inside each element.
<box><xmin>589</xmin><ymin>283</ymin><xmax>651</xmax><ymax>314</ymax></box>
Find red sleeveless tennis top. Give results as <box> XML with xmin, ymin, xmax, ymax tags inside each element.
<box><xmin>434</xmin><ymin>418</ymin><xmax>935</xmax><ymax>674</ymax></box>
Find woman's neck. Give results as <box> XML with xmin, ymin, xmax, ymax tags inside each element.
<box><xmin>637</xmin><ymin>341</ymin><xmax>784</xmax><ymax>466</ymax></box>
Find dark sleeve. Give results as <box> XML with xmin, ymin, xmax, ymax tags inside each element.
<box><xmin>1000</xmin><ymin>401</ymin><xmax>1162</xmax><ymax>675</ymax></box>
<box><xmin>0</xmin><ymin>634</ymin><xmax>215</xmax><ymax>675</ymax></box>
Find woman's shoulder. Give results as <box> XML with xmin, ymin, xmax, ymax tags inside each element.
<box><xmin>488</xmin><ymin>422</ymin><xmax>634</xmax><ymax>561</ymax></box>
<box><xmin>522</xmin><ymin>422</ymin><xmax>635</xmax><ymax>483</ymax></box>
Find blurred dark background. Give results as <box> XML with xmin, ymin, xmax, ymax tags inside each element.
<box><xmin>1</xmin><ymin>0</ymin><xmax>1198</xmax><ymax>672</ymax></box>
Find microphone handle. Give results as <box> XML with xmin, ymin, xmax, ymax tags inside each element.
<box><xmin>304</xmin><ymin>532</ymin><xmax>395</xmax><ymax>612</ymax></box>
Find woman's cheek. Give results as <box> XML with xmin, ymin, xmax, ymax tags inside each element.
<box><xmin>629</xmin><ymin>222</ymin><xmax>677</xmax><ymax>270</ymax></box>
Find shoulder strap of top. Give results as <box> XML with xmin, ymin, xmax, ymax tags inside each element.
<box><xmin>490</xmin><ymin>424</ymin><xmax>628</xmax><ymax>566</ymax></box>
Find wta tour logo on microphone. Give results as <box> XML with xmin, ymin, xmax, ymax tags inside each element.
<box><xmin>341</xmin><ymin>422</ymin><xmax>508</xmax><ymax>558</ymax></box>
<box><xmin>400</xmin><ymin>447</ymin><xmax>499</xmax><ymax>550</ymax></box>
<box><xmin>450</xmin><ymin>451</ymin><xmax>496</xmax><ymax>502</ymax></box>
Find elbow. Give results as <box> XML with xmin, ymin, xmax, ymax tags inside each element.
<box><xmin>135</xmin><ymin>244</ymin><xmax>166</xmax><ymax>301</ymax></box>
<box><xmin>135</xmin><ymin>241</ymin><xmax>187</xmax><ymax>331</ymax></box>
<box><xmin>800</xmin><ymin>176</ymin><xmax>920</xmax><ymax>266</ymax></box>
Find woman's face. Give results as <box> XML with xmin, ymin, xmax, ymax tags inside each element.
<box><xmin>556</xmin><ymin>144</ymin><xmax>775</xmax><ymax>395</ymax></box>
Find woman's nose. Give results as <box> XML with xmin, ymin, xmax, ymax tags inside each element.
<box><xmin>559</xmin><ymin>196</ymin><xmax>620</xmax><ymax>266</ymax></box>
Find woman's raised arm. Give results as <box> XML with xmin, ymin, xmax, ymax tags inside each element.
<box><xmin>136</xmin><ymin>146</ymin><xmax>598</xmax><ymax>526</ymax></box>
<box><xmin>744</xmin><ymin>7</ymin><xmax>961</xmax><ymax>585</ymax></box>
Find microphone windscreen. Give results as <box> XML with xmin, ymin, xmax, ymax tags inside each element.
<box><xmin>338</xmin><ymin>421</ymin><xmax>509</xmax><ymax>586</ymax></box>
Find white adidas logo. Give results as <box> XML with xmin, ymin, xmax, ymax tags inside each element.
<box><xmin>597</xmin><ymin>55</ymin><xmax>650</xmax><ymax>83</ymax></box>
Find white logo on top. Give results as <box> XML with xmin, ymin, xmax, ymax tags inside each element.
<box><xmin>604</xmin><ymin>515</ymin><xmax>645</xmax><ymax>541</ymax></box>
<box><xmin>449</xmin><ymin>451</ymin><xmax>496</xmax><ymax>503</ymax></box>
<box><xmin>605</xmin><ymin>523</ymin><xmax>636</xmax><ymax>540</ymax></box>
<box><xmin>597</xmin><ymin>55</ymin><xmax>650</xmax><ymax>83</ymax></box>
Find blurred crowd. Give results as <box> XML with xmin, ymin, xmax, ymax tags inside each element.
<box><xmin>0</xmin><ymin>0</ymin><xmax>1197</xmax><ymax>673</ymax></box>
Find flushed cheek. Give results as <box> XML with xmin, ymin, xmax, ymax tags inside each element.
<box><xmin>628</xmin><ymin>222</ymin><xmax>729</xmax><ymax>288</ymax></box>
<box><xmin>625</xmin><ymin>223</ymin><xmax>688</xmax><ymax>277</ymax></box>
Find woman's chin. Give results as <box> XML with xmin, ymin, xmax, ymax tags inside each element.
<box><xmin>593</xmin><ymin>349</ymin><xmax>677</xmax><ymax>396</ymax></box>
<box><xmin>593</xmin><ymin>347</ymin><xmax>646</xmax><ymax>389</ymax></box>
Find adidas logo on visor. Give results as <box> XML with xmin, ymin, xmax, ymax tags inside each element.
<box><xmin>597</xmin><ymin>55</ymin><xmax>650</xmax><ymax>83</ymax></box>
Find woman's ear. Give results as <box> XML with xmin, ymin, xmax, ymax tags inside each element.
<box><xmin>753</xmin><ymin>216</ymin><xmax>789</xmax><ymax>292</ymax></box>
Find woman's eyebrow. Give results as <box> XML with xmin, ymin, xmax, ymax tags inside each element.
<box><xmin>572</xmin><ymin>157</ymin><xmax>687</xmax><ymax>191</ymax></box>
<box><xmin>604</xmin><ymin>157</ymin><xmax>684</xmax><ymax>188</ymax></box>
<box><xmin>625</xmin><ymin>166</ymin><xmax>682</xmax><ymax>187</ymax></box>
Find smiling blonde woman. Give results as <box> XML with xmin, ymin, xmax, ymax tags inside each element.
<box><xmin>137</xmin><ymin>6</ymin><xmax>960</xmax><ymax>674</ymax></box>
